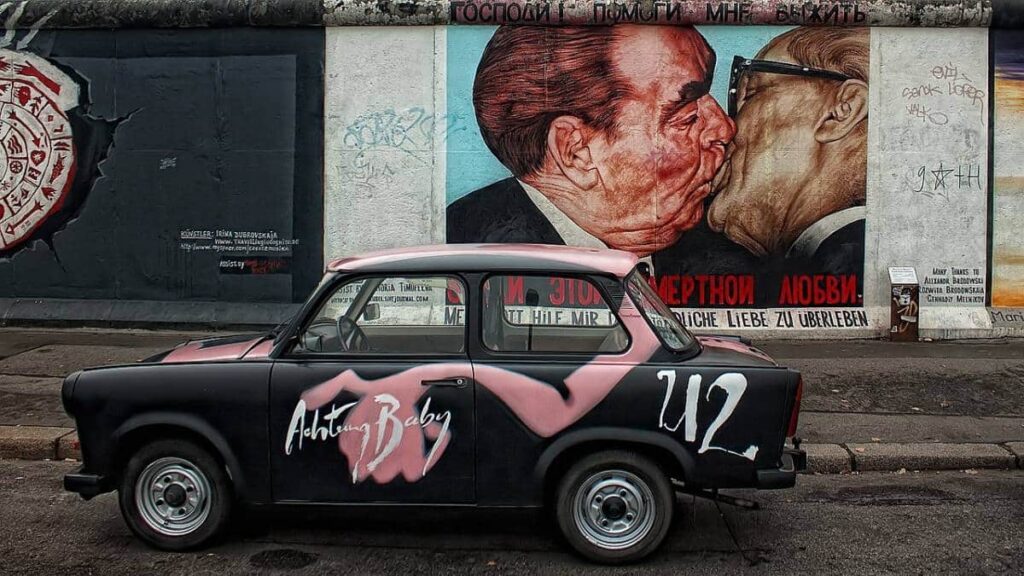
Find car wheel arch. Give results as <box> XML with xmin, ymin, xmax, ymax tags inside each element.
<box><xmin>112</xmin><ymin>413</ymin><xmax>246</xmax><ymax>499</ymax></box>
<box><xmin>535</xmin><ymin>428</ymin><xmax>695</xmax><ymax>505</ymax></box>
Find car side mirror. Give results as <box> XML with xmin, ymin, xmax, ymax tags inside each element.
<box><xmin>299</xmin><ymin>332</ymin><xmax>322</xmax><ymax>353</ymax></box>
<box><xmin>362</xmin><ymin>302</ymin><xmax>380</xmax><ymax>322</ymax></box>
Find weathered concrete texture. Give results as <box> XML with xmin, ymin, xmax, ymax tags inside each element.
<box><xmin>0</xmin><ymin>344</ymin><xmax>168</xmax><ymax>377</ymax></box>
<box><xmin>0</xmin><ymin>374</ymin><xmax>71</xmax><ymax>428</ymax></box>
<box><xmin>1005</xmin><ymin>442</ymin><xmax>1024</xmax><ymax>467</ymax></box>
<box><xmin>0</xmin><ymin>425</ymin><xmax>72</xmax><ymax>460</ymax></box>
<box><xmin>786</xmin><ymin>357</ymin><xmax>1024</xmax><ymax>416</ymax></box>
<box><xmin>0</xmin><ymin>297</ymin><xmax>301</xmax><ymax>331</ymax></box>
<box><xmin>878</xmin><ymin>0</ymin><xmax>991</xmax><ymax>27</ymax></box>
<box><xmin>11</xmin><ymin>0</ymin><xmax>323</xmax><ymax>28</ymax></box>
<box><xmin>848</xmin><ymin>442</ymin><xmax>1016</xmax><ymax>471</ymax></box>
<box><xmin>800</xmin><ymin>412</ymin><xmax>1024</xmax><ymax>444</ymax></box>
<box><xmin>803</xmin><ymin>443</ymin><xmax>852</xmax><ymax>474</ymax></box>
<box><xmin>56</xmin><ymin>431</ymin><xmax>80</xmax><ymax>460</ymax></box>
<box><xmin>324</xmin><ymin>0</ymin><xmax>448</xmax><ymax>25</ymax></box>
<box><xmin>0</xmin><ymin>374</ymin><xmax>61</xmax><ymax>395</ymax></box>
<box><xmin>5</xmin><ymin>0</ymin><xmax>999</xmax><ymax>28</ymax></box>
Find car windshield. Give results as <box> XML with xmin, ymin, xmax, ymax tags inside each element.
<box><xmin>273</xmin><ymin>272</ymin><xmax>338</xmax><ymax>343</ymax></box>
<box><xmin>624</xmin><ymin>269</ymin><xmax>698</xmax><ymax>353</ymax></box>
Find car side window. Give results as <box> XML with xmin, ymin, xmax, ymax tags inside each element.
<box><xmin>481</xmin><ymin>275</ymin><xmax>629</xmax><ymax>354</ymax></box>
<box><xmin>299</xmin><ymin>275</ymin><xmax>466</xmax><ymax>355</ymax></box>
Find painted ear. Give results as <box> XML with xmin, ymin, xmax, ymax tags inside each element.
<box><xmin>546</xmin><ymin>115</ymin><xmax>600</xmax><ymax>190</ymax></box>
<box><xmin>814</xmin><ymin>79</ymin><xmax>868</xmax><ymax>144</ymax></box>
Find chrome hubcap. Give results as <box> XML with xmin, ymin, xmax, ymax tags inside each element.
<box><xmin>573</xmin><ymin>469</ymin><xmax>655</xmax><ymax>550</ymax></box>
<box><xmin>135</xmin><ymin>457</ymin><xmax>211</xmax><ymax>537</ymax></box>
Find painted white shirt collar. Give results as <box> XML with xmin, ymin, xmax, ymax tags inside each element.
<box><xmin>787</xmin><ymin>206</ymin><xmax>867</xmax><ymax>259</ymax></box>
<box><xmin>519</xmin><ymin>179</ymin><xmax>655</xmax><ymax>273</ymax></box>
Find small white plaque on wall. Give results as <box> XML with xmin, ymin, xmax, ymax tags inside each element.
<box><xmin>888</xmin><ymin>267</ymin><xmax>919</xmax><ymax>285</ymax></box>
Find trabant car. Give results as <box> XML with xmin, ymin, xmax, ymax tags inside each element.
<box><xmin>62</xmin><ymin>244</ymin><xmax>805</xmax><ymax>563</ymax></box>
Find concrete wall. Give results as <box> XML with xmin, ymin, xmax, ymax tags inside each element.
<box><xmin>0</xmin><ymin>27</ymin><xmax>325</xmax><ymax>325</ymax></box>
<box><xmin>1</xmin><ymin>0</ymin><xmax>1024</xmax><ymax>335</ymax></box>
<box><xmin>320</xmin><ymin>24</ymin><xmax>1023</xmax><ymax>338</ymax></box>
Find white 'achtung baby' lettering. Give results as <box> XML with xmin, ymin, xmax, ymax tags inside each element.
<box><xmin>657</xmin><ymin>370</ymin><xmax>759</xmax><ymax>461</ymax></box>
<box><xmin>285</xmin><ymin>395</ymin><xmax>451</xmax><ymax>482</ymax></box>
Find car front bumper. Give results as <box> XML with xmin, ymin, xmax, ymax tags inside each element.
<box><xmin>755</xmin><ymin>447</ymin><xmax>807</xmax><ymax>489</ymax></box>
<box><xmin>64</xmin><ymin>469</ymin><xmax>111</xmax><ymax>500</ymax></box>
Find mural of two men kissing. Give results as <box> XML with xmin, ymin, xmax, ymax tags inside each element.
<box><xmin>446</xmin><ymin>25</ymin><xmax>868</xmax><ymax>311</ymax></box>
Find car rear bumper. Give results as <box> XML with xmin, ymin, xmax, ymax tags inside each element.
<box><xmin>64</xmin><ymin>469</ymin><xmax>111</xmax><ymax>500</ymax></box>
<box><xmin>756</xmin><ymin>448</ymin><xmax>807</xmax><ymax>489</ymax></box>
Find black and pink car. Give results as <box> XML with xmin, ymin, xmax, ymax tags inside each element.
<box><xmin>62</xmin><ymin>244</ymin><xmax>805</xmax><ymax>563</ymax></box>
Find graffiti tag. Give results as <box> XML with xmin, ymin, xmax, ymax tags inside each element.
<box><xmin>931</xmin><ymin>62</ymin><xmax>985</xmax><ymax>108</ymax></box>
<box><xmin>342</xmin><ymin>107</ymin><xmax>466</xmax><ymax>156</ymax></box>
<box><xmin>908</xmin><ymin>163</ymin><xmax>982</xmax><ymax>202</ymax></box>
<box><xmin>905</xmin><ymin>103</ymin><xmax>949</xmax><ymax>126</ymax></box>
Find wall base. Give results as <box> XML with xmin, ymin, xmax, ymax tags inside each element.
<box><xmin>0</xmin><ymin>298</ymin><xmax>301</xmax><ymax>330</ymax></box>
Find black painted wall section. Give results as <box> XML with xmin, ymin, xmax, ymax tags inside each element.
<box><xmin>0</xmin><ymin>28</ymin><xmax>325</xmax><ymax>305</ymax></box>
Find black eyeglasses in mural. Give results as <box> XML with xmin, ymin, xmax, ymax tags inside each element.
<box><xmin>727</xmin><ymin>55</ymin><xmax>853</xmax><ymax>118</ymax></box>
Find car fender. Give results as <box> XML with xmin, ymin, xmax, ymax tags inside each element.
<box><xmin>113</xmin><ymin>411</ymin><xmax>248</xmax><ymax>498</ymax></box>
<box><xmin>534</xmin><ymin>426</ymin><xmax>696</xmax><ymax>487</ymax></box>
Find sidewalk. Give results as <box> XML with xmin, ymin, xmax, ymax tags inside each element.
<box><xmin>1</xmin><ymin>328</ymin><xmax>1022</xmax><ymax>472</ymax></box>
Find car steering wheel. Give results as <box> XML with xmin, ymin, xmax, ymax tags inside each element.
<box><xmin>336</xmin><ymin>316</ymin><xmax>369</xmax><ymax>352</ymax></box>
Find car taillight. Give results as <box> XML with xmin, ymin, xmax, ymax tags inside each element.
<box><xmin>787</xmin><ymin>376</ymin><xmax>803</xmax><ymax>438</ymax></box>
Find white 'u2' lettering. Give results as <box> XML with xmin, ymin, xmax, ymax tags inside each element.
<box><xmin>656</xmin><ymin>370</ymin><xmax>759</xmax><ymax>461</ymax></box>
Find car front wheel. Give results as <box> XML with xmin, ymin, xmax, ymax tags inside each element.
<box><xmin>555</xmin><ymin>450</ymin><xmax>674</xmax><ymax>564</ymax></box>
<box><xmin>118</xmin><ymin>438</ymin><xmax>232</xmax><ymax>551</ymax></box>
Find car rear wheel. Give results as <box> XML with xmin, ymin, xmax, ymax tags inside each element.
<box><xmin>118</xmin><ymin>439</ymin><xmax>232</xmax><ymax>551</ymax></box>
<box><xmin>555</xmin><ymin>450</ymin><xmax>674</xmax><ymax>564</ymax></box>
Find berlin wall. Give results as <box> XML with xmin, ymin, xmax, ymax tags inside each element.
<box><xmin>0</xmin><ymin>0</ymin><xmax>1022</xmax><ymax>337</ymax></box>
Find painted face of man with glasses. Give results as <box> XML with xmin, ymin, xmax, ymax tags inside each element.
<box><xmin>707</xmin><ymin>27</ymin><xmax>869</xmax><ymax>260</ymax></box>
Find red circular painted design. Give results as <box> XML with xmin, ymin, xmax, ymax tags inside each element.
<box><xmin>0</xmin><ymin>50</ymin><xmax>78</xmax><ymax>252</ymax></box>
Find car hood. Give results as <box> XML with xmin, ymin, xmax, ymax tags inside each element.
<box><xmin>694</xmin><ymin>336</ymin><xmax>777</xmax><ymax>367</ymax></box>
<box><xmin>153</xmin><ymin>334</ymin><xmax>274</xmax><ymax>363</ymax></box>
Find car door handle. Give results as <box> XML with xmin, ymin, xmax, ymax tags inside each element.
<box><xmin>421</xmin><ymin>377</ymin><xmax>469</xmax><ymax>388</ymax></box>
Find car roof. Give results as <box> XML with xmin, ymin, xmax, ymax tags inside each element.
<box><xmin>326</xmin><ymin>244</ymin><xmax>639</xmax><ymax>277</ymax></box>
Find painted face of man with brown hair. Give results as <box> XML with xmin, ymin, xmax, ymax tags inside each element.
<box><xmin>451</xmin><ymin>25</ymin><xmax>735</xmax><ymax>258</ymax></box>
<box><xmin>707</xmin><ymin>27</ymin><xmax>869</xmax><ymax>259</ymax></box>
<box><xmin>527</xmin><ymin>26</ymin><xmax>736</xmax><ymax>256</ymax></box>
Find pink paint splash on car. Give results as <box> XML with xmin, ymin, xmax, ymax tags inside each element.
<box><xmin>298</xmin><ymin>296</ymin><xmax>662</xmax><ymax>484</ymax></box>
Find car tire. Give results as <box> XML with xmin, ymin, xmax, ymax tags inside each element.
<box><xmin>555</xmin><ymin>450</ymin><xmax>674</xmax><ymax>564</ymax></box>
<box><xmin>118</xmin><ymin>438</ymin><xmax>233</xmax><ymax>551</ymax></box>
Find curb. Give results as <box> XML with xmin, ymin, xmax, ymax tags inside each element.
<box><xmin>1</xmin><ymin>429</ymin><xmax>1022</xmax><ymax>474</ymax></box>
<box><xmin>0</xmin><ymin>425</ymin><xmax>77</xmax><ymax>461</ymax></box>
<box><xmin>801</xmin><ymin>441</ymin><xmax>1024</xmax><ymax>474</ymax></box>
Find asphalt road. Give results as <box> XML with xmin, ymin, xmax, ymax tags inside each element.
<box><xmin>1</xmin><ymin>461</ymin><xmax>1022</xmax><ymax>575</ymax></box>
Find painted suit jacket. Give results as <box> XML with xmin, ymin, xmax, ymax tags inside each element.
<box><xmin>446</xmin><ymin>177</ymin><xmax>565</xmax><ymax>245</ymax></box>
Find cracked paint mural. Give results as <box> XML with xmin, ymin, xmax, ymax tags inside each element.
<box><xmin>0</xmin><ymin>47</ymin><xmax>113</xmax><ymax>259</ymax></box>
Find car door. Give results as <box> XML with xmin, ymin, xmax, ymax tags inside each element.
<box><xmin>469</xmin><ymin>273</ymin><xmax>644</xmax><ymax>505</ymax></box>
<box><xmin>269</xmin><ymin>274</ymin><xmax>475</xmax><ymax>504</ymax></box>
